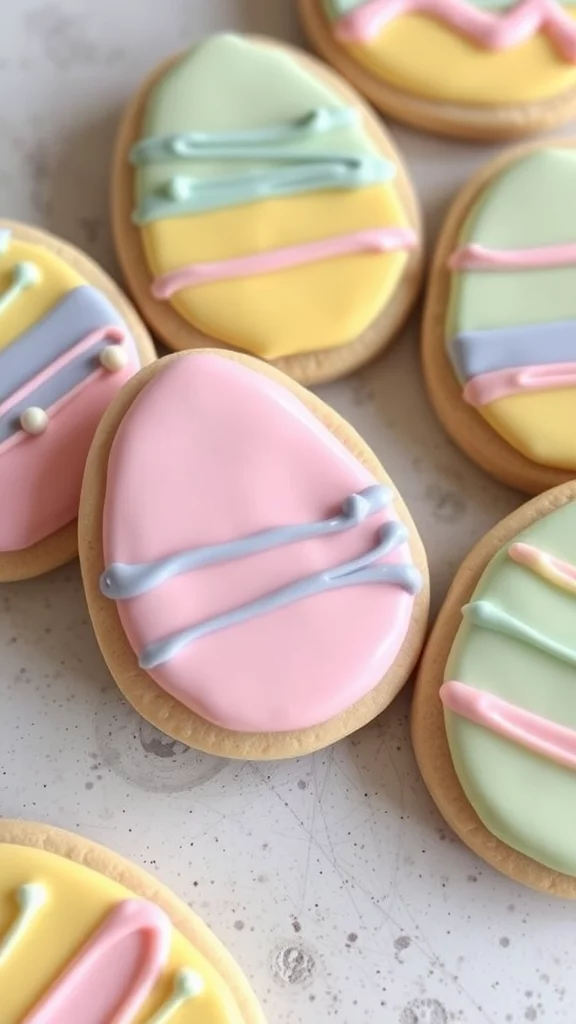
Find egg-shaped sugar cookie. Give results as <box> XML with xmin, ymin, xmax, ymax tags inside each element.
<box><xmin>0</xmin><ymin>222</ymin><xmax>155</xmax><ymax>582</ymax></box>
<box><xmin>300</xmin><ymin>0</ymin><xmax>576</xmax><ymax>139</ymax></box>
<box><xmin>423</xmin><ymin>142</ymin><xmax>576</xmax><ymax>495</ymax></box>
<box><xmin>413</xmin><ymin>480</ymin><xmax>576</xmax><ymax>895</ymax></box>
<box><xmin>79</xmin><ymin>350</ymin><xmax>429</xmax><ymax>760</ymax></box>
<box><xmin>112</xmin><ymin>34</ymin><xmax>422</xmax><ymax>386</ymax></box>
<box><xmin>0</xmin><ymin>818</ymin><xmax>264</xmax><ymax>1023</ymax></box>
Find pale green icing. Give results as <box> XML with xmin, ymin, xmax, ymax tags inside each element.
<box><xmin>135</xmin><ymin>34</ymin><xmax>391</xmax><ymax>219</ymax></box>
<box><xmin>0</xmin><ymin>883</ymin><xmax>47</xmax><ymax>965</ymax></box>
<box><xmin>444</xmin><ymin>500</ymin><xmax>576</xmax><ymax>875</ymax></box>
<box><xmin>446</xmin><ymin>149</ymin><xmax>576</xmax><ymax>380</ymax></box>
<box><xmin>322</xmin><ymin>0</ymin><xmax>535</xmax><ymax>20</ymax></box>
<box><xmin>145</xmin><ymin>968</ymin><xmax>203</xmax><ymax>1024</ymax></box>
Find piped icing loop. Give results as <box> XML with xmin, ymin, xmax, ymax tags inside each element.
<box><xmin>446</xmin><ymin>148</ymin><xmax>576</xmax><ymax>471</ymax></box>
<box><xmin>137</xmin><ymin>520</ymin><xmax>421</xmax><ymax>671</ymax></box>
<box><xmin>131</xmin><ymin>34</ymin><xmax>416</xmax><ymax>360</ymax></box>
<box><xmin>440</xmin><ymin>499</ymin><xmax>576</xmax><ymax>875</ymax></box>
<box><xmin>135</xmin><ymin>156</ymin><xmax>394</xmax><ymax>224</ymax></box>
<box><xmin>101</xmin><ymin>484</ymin><xmax>391</xmax><ymax>599</ymax></box>
<box><xmin>131</xmin><ymin>106</ymin><xmax>359</xmax><ymax>164</ymax></box>
<box><xmin>0</xmin><ymin>884</ymin><xmax>47</xmax><ymax>967</ymax></box>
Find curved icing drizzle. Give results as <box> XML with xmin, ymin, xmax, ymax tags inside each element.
<box><xmin>441</xmin><ymin>679</ymin><xmax>576</xmax><ymax>771</ymax></box>
<box><xmin>0</xmin><ymin>325</ymin><xmax>125</xmax><ymax>448</ymax></box>
<box><xmin>131</xmin><ymin>106</ymin><xmax>359</xmax><ymax>164</ymax></box>
<box><xmin>509</xmin><ymin>542</ymin><xmax>576</xmax><ymax>595</ymax></box>
<box><xmin>151</xmin><ymin>227</ymin><xmax>417</xmax><ymax>298</ymax></box>
<box><xmin>463</xmin><ymin>600</ymin><xmax>576</xmax><ymax>666</ymax></box>
<box><xmin>463</xmin><ymin>362</ymin><xmax>576</xmax><ymax>406</ymax></box>
<box><xmin>102</xmin><ymin>484</ymin><xmax>390</xmax><ymax>599</ymax></box>
<box><xmin>0</xmin><ymin>261</ymin><xmax>40</xmax><ymax>317</ymax></box>
<box><xmin>144</xmin><ymin>968</ymin><xmax>204</xmax><ymax>1024</ymax></box>
<box><xmin>23</xmin><ymin>900</ymin><xmax>171</xmax><ymax>1024</ymax></box>
<box><xmin>0</xmin><ymin>884</ymin><xmax>47</xmax><ymax>967</ymax></box>
<box><xmin>134</xmin><ymin>157</ymin><xmax>394</xmax><ymax>224</ymax></box>
<box><xmin>451</xmin><ymin>320</ymin><xmax>576</xmax><ymax>381</ymax></box>
<box><xmin>449</xmin><ymin>241</ymin><xmax>576</xmax><ymax>271</ymax></box>
<box><xmin>333</xmin><ymin>0</ymin><xmax>576</xmax><ymax>60</ymax></box>
<box><xmin>139</xmin><ymin>521</ymin><xmax>421</xmax><ymax>670</ymax></box>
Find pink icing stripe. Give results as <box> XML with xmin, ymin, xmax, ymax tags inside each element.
<box><xmin>509</xmin><ymin>542</ymin><xmax>576</xmax><ymax>591</ymax></box>
<box><xmin>0</xmin><ymin>326</ymin><xmax>126</xmax><ymax>456</ymax></box>
<box><xmin>0</xmin><ymin>325</ymin><xmax>124</xmax><ymax>422</ymax></box>
<box><xmin>151</xmin><ymin>228</ymin><xmax>417</xmax><ymax>299</ymax></box>
<box><xmin>448</xmin><ymin>242</ymin><xmax>576</xmax><ymax>271</ymax></box>
<box><xmin>441</xmin><ymin>679</ymin><xmax>576</xmax><ymax>771</ymax></box>
<box><xmin>23</xmin><ymin>900</ymin><xmax>171</xmax><ymax>1024</ymax></box>
<box><xmin>462</xmin><ymin>362</ymin><xmax>576</xmax><ymax>406</ymax></box>
<box><xmin>334</xmin><ymin>0</ymin><xmax>576</xmax><ymax>59</ymax></box>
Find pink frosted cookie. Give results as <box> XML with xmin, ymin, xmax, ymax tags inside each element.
<box><xmin>79</xmin><ymin>350</ymin><xmax>429</xmax><ymax>759</ymax></box>
<box><xmin>0</xmin><ymin>221</ymin><xmax>156</xmax><ymax>581</ymax></box>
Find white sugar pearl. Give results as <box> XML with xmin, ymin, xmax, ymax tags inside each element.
<box><xmin>20</xmin><ymin>407</ymin><xmax>48</xmax><ymax>435</ymax></box>
<box><xmin>100</xmin><ymin>344</ymin><xmax>128</xmax><ymax>372</ymax></box>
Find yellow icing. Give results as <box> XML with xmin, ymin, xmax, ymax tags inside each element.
<box><xmin>0</xmin><ymin>845</ymin><xmax>243</xmax><ymax>1023</ymax></box>
<box><xmin>342</xmin><ymin>11</ymin><xmax>576</xmax><ymax>105</ymax></box>
<box><xmin>0</xmin><ymin>241</ymin><xmax>83</xmax><ymax>350</ymax></box>
<box><xmin>143</xmin><ymin>185</ymin><xmax>409</xmax><ymax>359</ymax></box>
<box><xmin>482</xmin><ymin>388</ymin><xmax>576</xmax><ymax>469</ymax></box>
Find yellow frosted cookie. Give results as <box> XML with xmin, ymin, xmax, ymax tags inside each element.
<box><xmin>300</xmin><ymin>0</ymin><xmax>576</xmax><ymax>139</ymax></box>
<box><xmin>112</xmin><ymin>34</ymin><xmax>422</xmax><ymax>385</ymax></box>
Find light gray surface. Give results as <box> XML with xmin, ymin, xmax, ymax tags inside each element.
<box><xmin>0</xmin><ymin>2</ymin><xmax>573</xmax><ymax>1022</ymax></box>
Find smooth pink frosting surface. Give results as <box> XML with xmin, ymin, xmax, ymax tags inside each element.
<box><xmin>103</xmin><ymin>354</ymin><xmax>416</xmax><ymax>733</ymax></box>
<box><xmin>23</xmin><ymin>900</ymin><xmax>170</xmax><ymax>1024</ymax></box>
<box><xmin>0</xmin><ymin>349</ymin><xmax>138</xmax><ymax>552</ymax></box>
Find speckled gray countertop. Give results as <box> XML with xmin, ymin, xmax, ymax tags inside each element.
<box><xmin>0</xmin><ymin>2</ymin><xmax>573</xmax><ymax>1022</ymax></box>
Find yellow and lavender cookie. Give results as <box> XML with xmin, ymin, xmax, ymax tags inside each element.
<box><xmin>112</xmin><ymin>34</ymin><xmax>422</xmax><ymax>386</ymax></box>
<box><xmin>78</xmin><ymin>350</ymin><xmax>429</xmax><ymax>760</ymax></box>
<box><xmin>0</xmin><ymin>222</ymin><xmax>155</xmax><ymax>582</ymax></box>
<box><xmin>0</xmin><ymin>818</ymin><xmax>264</xmax><ymax>1022</ymax></box>
<box><xmin>413</xmin><ymin>480</ymin><xmax>576</xmax><ymax>896</ymax></box>
<box><xmin>423</xmin><ymin>141</ymin><xmax>576</xmax><ymax>495</ymax></box>
<box><xmin>300</xmin><ymin>0</ymin><xmax>576</xmax><ymax>139</ymax></box>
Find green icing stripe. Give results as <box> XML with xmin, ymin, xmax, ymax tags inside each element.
<box><xmin>134</xmin><ymin>158</ymin><xmax>394</xmax><ymax>224</ymax></box>
<box><xmin>130</xmin><ymin>106</ymin><xmax>359</xmax><ymax>164</ymax></box>
<box><xmin>134</xmin><ymin>35</ymin><xmax>392</xmax><ymax>222</ymax></box>
<box><xmin>444</xmin><ymin>500</ymin><xmax>576</xmax><ymax>876</ymax></box>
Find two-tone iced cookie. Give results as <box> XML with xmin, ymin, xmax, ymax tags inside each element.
<box><xmin>79</xmin><ymin>350</ymin><xmax>429</xmax><ymax>760</ymax></box>
<box><xmin>0</xmin><ymin>818</ymin><xmax>264</xmax><ymax>1022</ymax></box>
<box><xmin>112</xmin><ymin>34</ymin><xmax>422</xmax><ymax>385</ymax></box>
<box><xmin>0</xmin><ymin>222</ymin><xmax>155</xmax><ymax>581</ymax></box>
<box><xmin>413</xmin><ymin>481</ymin><xmax>576</xmax><ymax>896</ymax></box>
<box><xmin>300</xmin><ymin>0</ymin><xmax>576</xmax><ymax>139</ymax></box>
<box><xmin>423</xmin><ymin>142</ymin><xmax>576</xmax><ymax>495</ymax></box>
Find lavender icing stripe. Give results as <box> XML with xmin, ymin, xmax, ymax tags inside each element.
<box><xmin>450</xmin><ymin>319</ymin><xmax>576</xmax><ymax>382</ymax></box>
<box><xmin>139</xmin><ymin>522</ymin><xmax>421</xmax><ymax>670</ymax></box>
<box><xmin>0</xmin><ymin>285</ymin><xmax>127</xmax><ymax>407</ymax></box>
<box><xmin>101</xmin><ymin>484</ymin><xmax>391</xmax><ymax>599</ymax></box>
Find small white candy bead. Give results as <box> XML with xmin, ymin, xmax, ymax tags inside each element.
<box><xmin>20</xmin><ymin>406</ymin><xmax>48</xmax><ymax>435</ymax></box>
<box><xmin>100</xmin><ymin>344</ymin><xmax>128</xmax><ymax>372</ymax></box>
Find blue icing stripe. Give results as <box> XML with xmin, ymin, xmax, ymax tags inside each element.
<box><xmin>0</xmin><ymin>285</ymin><xmax>135</xmax><ymax>445</ymax></box>
<box><xmin>451</xmin><ymin>319</ymin><xmax>576</xmax><ymax>382</ymax></box>
<box><xmin>134</xmin><ymin>157</ymin><xmax>394</xmax><ymax>224</ymax></box>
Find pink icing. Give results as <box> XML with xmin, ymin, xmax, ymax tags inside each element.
<box><xmin>23</xmin><ymin>900</ymin><xmax>170</xmax><ymax>1024</ymax></box>
<box><xmin>448</xmin><ymin>241</ymin><xmax>576</xmax><ymax>272</ymax></box>
<box><xmin>151</xmin><ymin>228</ymin><xmax>418</xmax><ymax>299</ymax></box>
<box><xmin>441</xmin><ymin>679</ymin><xmax>576</xmax><ymax>771</ymax></box>
<box><xmin>463</xmin><ymin>362</ymin><xmax>576</xmax><ymax>406</ymax></box>
<box><xmin>509</xmin><ymin>542</ymin><xmax>576</xmax><ymax>590</ymax></box>
<box><xmin>334</xmin><ymin>0</ymin><xmax>576</xmax><ymax>60</ymax></box>
<box><xmin>103</xmin><ymin>354</ymin><xmax>416</xmax><ymax>733</ymax></box>
<box><xmin>0</xmin><ymin>336</ymin><xmax>138</xmax><ymax>552</ymax></box>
